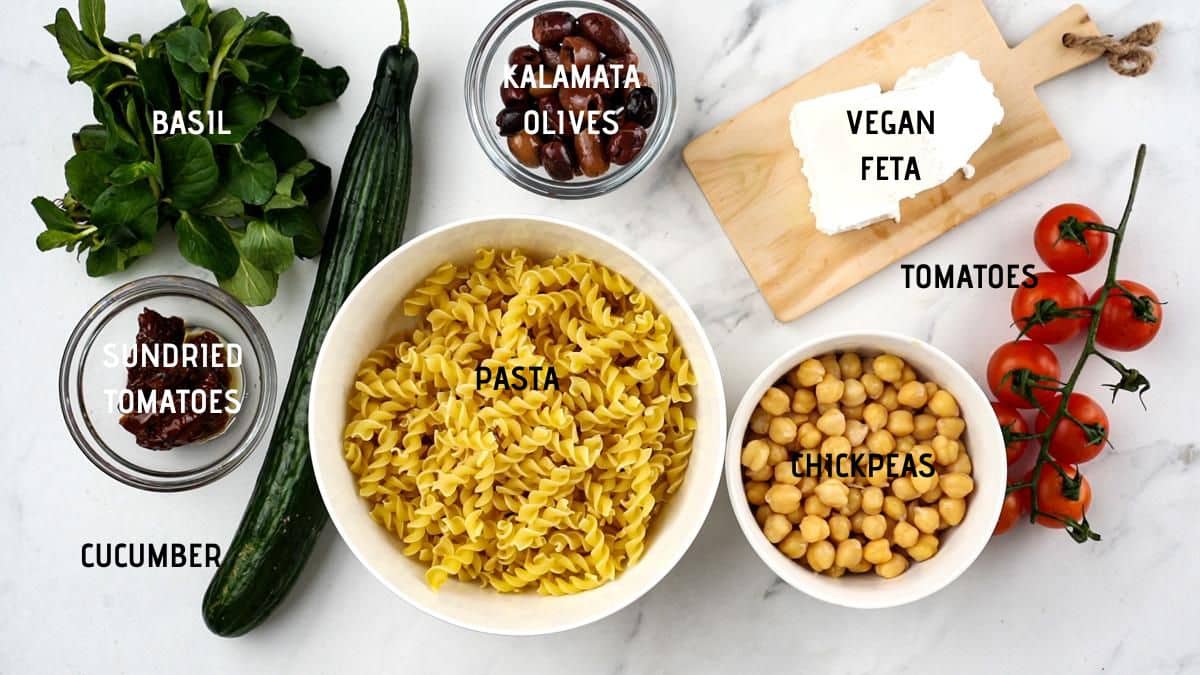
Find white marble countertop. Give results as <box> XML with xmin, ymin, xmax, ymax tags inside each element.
<box><xmin>3</xmin><ymin>0</ymin><xmax>1197</xmax><ymax>672</ymax></box>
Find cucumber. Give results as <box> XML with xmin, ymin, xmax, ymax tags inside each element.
<box><xmin>202</xmin><ymin>1</ymin><xmax>418</xmax><ymax>637</ymax></box>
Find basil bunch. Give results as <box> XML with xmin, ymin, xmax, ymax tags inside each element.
<box><xmin>34</xmin><ymin>0</ymin><xmax>348</xmax><ymax>305</ymax></box>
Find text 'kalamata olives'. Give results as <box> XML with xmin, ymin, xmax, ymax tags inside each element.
<box><xmin>605</xmin><ymin>122</ymin><xmax>647</xmax><ymax>165</ymax></box>
<box><xmin>578</xmin><ymin>12</ymin><xmax>630</xmax><ymax>56</ymax></box>
<box><xmin>625</xmin><ymin>86</ymin><xmax>658</xmax><ymax>127</ymax></box>
<box><xmin>540</xmin><ymin>140</ymin><xmax>575</xmax><ymax>181</ymax></box>
<box><xmin>532</xmin><ymin>11</ymin><xmax>576</xmax><ymax>46</ymax></box>
<box><xmin>495</xmin><ymin>108</ymin><xmax>524</xmax><ymax>136</ymax></box>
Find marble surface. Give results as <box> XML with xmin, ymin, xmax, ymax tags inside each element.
<box><xmin>2</xmin><ymin>0</ymin><xmax>1197</xmax><ymax>672</ymax></box>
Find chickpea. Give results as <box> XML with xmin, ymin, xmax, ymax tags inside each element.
<box><xmin>763</xmin><ymin>513</ymin><xmax>792</xmax><ymax>543</ymax></box>
<box><xmin>749</xmin><ymin>408</ymin><xmax>771</xmax><ymax>435</ymax></box>
<box><xmin>861</xmin><ymin>514</ymin><xmax>887</xmax><ymax>540</ymax></box>
<box><xmin>843</xmin><ymin>404</ymin><xmax>864</xmax><ymax>421</ymax></box>
<box><xmin>828</xmin><ymin>514</ymin><xmax>851</xmax><ymax>542</ymax></box>
<box><xmin>883</xmin><ymin>496</ymin><xmax>907</xmax><ymax>522</ymax></box>
<box><xmin>804</xmin><ymin>494</ymin><xmax>832</xmax><ymax>518</ymax></box>
<box><xmin>913</xmin><ymin>414</ymin><xmax>938</xmax><ymax>441</ymax></box>
<box><xmin>840</xmin><ymin>488</ymin><xmax>862</xmax><ymax>516</ymax></box>
<box><xmin>765</xmin><ymin>484</ymin><xmax>803</xmax><ymax>514</ymax></box>
<box><xmin>815</xmin><ymin>479</ymin><xmax>849</xmax><ymax>508</ymax></box>
<box><xmin>863</xmin><ymin>538</ymin><xmax>893</xmax><ymax>564</ymax></box>
<box><xmin>819</xmin><ymin>353</ymin><xmax>842</xmax><ymax>379</ymax></box>
<box><xmin>867</xmin><ymin>466</ymin><xmax>890</xmax><ymax>488</ymax></box>
<box><xmin>887</xmin><ymin>410</ymin><xmax>915</xmax><ymax>437</ymax></box>
<box><xmin>941</xmin><ymin>473</ymin><xmax>975</xmax><ymax>499</ymax></box>
<box><xmin>835</xmin><ymin>538</ymin><xmax>863</xmax><ymax>568</ymax></box>
<box><xmin>912</xmin><ymin>506</ymin><xmax>940</xmax><ymax>534</ymax></box>
<box><xmin>875</xmin><ymin>555</ymin><xmax>908</xmax><ymax>579</ymax></box>
<box><xmin>861</xmin><ymin>486</ymin><xmax>884</xmax><ymax>515</ymax></box>
<box><xmin>936</xmin><ymin>417</ymin><xmax>966</xmax><ymax>441</ymax></box>
<box><xmin>850</xmin><ymin>511</ymin><xmax>866</xmax><ymax>533</ymax></box>
<box><xmin>924</xmin><ymin>381</ymin><xmax>939</xmax><ymax>399</ymax></box>
<box><xmin>861</xmin><ymin>373</ymin><xmax>885</xmax><ymax>399</ymax></box>
<box><xmin>793</xmin><ymin>423</ymin><xmax>819</xmax><ymax>450</ymax></box>
<box><xmin>910</xmin><ymin>469</ymin><xmax>939</xmax><ymax>495</ymax></box>
<box><xmin>778</xmin><ymin>531</ymin><xmax>808</xmax><ymax>559</ymax></box>
<box><xmin>907</xmin><ymin>533</ymin><xmax>939</xmax><ymax>561</ymax></box>
<box><xmin>841</xmin><ymin>378</ymin><xmax>867</xmax><ymax>406</ymax></box>
<box><xmin>816</xmin><ymin>409</ymin><xmax>847</xmax><ymax>437</ymax></box>
<box><xmin>821</xmin><ymin>435</ymin><xmax>852</xmax><ymax>458</ymax></box>
<box><xmin>792</xmin><ymin>388</ymin><xmax>817</xmax><ymax>414</ymax></box>
<box><xmin>928</xmin><ymin>390</ymin><xmax>960</xmax><ymax>417</ymax></box>
<box><xmin>768</xmin><ymin>416</ymin><xmax>798</xmax><ymax>445</ymax></box>
<box><xmin>896</xmin><ymin>435</ymin><xmax>916</xmax><ymax>455</ymax></box>
<box><xmin>939</xmin><ymin>497</ymin><xmax>966</xmax><ymax>526</ymax></box>
<box><xmin>806</xmin><ymin>540</ymin><xmax>835</xmax><ymax>572</ymax></box>
<box><xmin>879</xmin><ymin>386</ymin><xmax>900</xmax><ymax>411</ymax></box>
<box><xmin>755</xmin><ymin>504</ymin><xmax>771</xmax><ymax>527</ymax></box>
<box><xmin>946</xmin><ymin>452</ymin><xmax>973</xmax><ymax>475</ymax></box>
<box><xmin>865</xmin><ymin>429</ymin><xmax>896</xmax><ymax>456</ymax></box>
<box><xmin>815</xmin><ymin>374</ymin><xmax>845</xmax><ymax>404</ymax></box>
<box><xmin>896</xmin><ymin>380</ymin><xmax>929</xmax><ymax>408</ymax></box>
<box><xmin>794</xmin><ymin>359</ymin><xmax>825</xmax><ymax>387</ymax></box>
<box><xmin>799</xmin><ymin>515</ymin><xmax>831</xmax><ymax>543</ymax></box>
<box><xmin>872</xmin><ymin>354</ymin><xmax>903</xmax><ymax>383</ymax></box>
<box><xmin>746</xmin><ymin>481</ymin><xmax>769</xmax><ymax>505</ymax></box>
<box><xmin>892</xmin><ymin>520</ymin><xmax>920</xmax><ymax>548</ymax></box>
<box><xmin>844</xmin><ymin>419</ymin><xmax>869</xmax><ymax>447</ymax></box>
<box><xmin>863</xmin><ymin>403</ymin><xmax>888</xmax><ymax>431</ymax></box>
<box><xmin>920</xmin><ymin>484</ymin><xmax>943</xmax><ymax>504</ymax></box>
<box><xmin>932</xmin><ymin>435</ymin><xmax>960</xmax><ymax>465</ymax></box>
<box><xmin>838</xmin><ymin>352</ymin><xmax>863</xmax><ymax>379</ymax></box>
<box><xmin>786</xmin><ymin>508</ymin><xmax>804</xmax><ymax>524</ymax></box>
<box><xmin>766</xmin><ymin>442</ymin><xmax>789</xmax><ymax>466</ymax></box>
<box><xmin>891</xmin><ymin>476</ymin><xmax>920</xmax><ymax>502</ymax></box>
<box><xmin>774</xmin><ymin>461</ymin><xmax>801</xmax><ymax>485</ymax></box>
<box><xmin>746</xmin><ymin>464</ymin><xmax>773</xmax><ymax>481</ymax></box>
<box><xmin>760</xmin><ymin>387</ymin><xmax>790</xmax><ymax>416</ymax></box>
<box><xmin>849</xmin><ymin>558</ymin><xmax>873</xmax><ymax>574</ymax></box>
<box><xmin>827</xmin><ymin>566</ymin><xmax>846</xmax><ymax>578</ymax></box>
<box><xmin>741</xmin><ymin>439</ymin><xmax>769</xmax><ymax>471</ymax></box>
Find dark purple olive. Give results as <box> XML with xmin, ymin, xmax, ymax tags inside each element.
<box><xmin>605</xmin><ymin>121</ymin><xmax>647</xmax><ymax>165</ymax></box>
<box><xmin>508</xmin><ymin>131</ymin><xmax>543</xmax><ymax>168</ymax></box>
<box><xmin>495</xmin><ymin>108</ymin><xmax>525</xmax><ymax>136</ymax></box>
<box><xmin>536</xmin><ymin>95</ymin><xmax>565</xmax><ymax>134</ymax></box>
<box><xmin>560</xmin><ymin>36</ymin><xmax>600</xmax><ymax>69</ymax></box>
<box><xmin>508</xmin><ymin>45</ymin><xmax>542</xmax><ymax>67</ymax></box>
<box><xmin>578</xmin><ymin>12</ymin><xmax>630</xmax><ymax>55</ymax></box>
<box><xmin>540</xmin><ymin>45</ymin><xmax>563</xmax><ymax>68</ymax></box>
<box><xmin>540</xmin><ymin>140</ymin><xmax>574</xmax><ymax>180</ymax></box>
<box><xmin>501</xmin><ymin>84</ymin><xmax>529</xmax><ymax>108</ymax></box>
<box><xmin>574</xmin><ymin>132</ymin><xmax>609</xmax><ymax>177</ymax></box>
<box><xmin>559</xmin><ymin>87</ymin><xmax>603</xmax><ymax>115</ymax></box>
<box><xmin>532</xmin><ymin>11</ymin><xmax>576</xmax><ymax>46</ymax></box>
<box><xmin>625</xmin><ymin>86</ymin><xmax>657</xmax><ymax>127</ymax></box>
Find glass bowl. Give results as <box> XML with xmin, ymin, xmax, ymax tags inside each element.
<box><xmin>465</xmin><ymin>0</ymin><xmax>677</xmax><ymax>199</ymax></box>
<box><xmin>59</xmin><ymin>276</ymin><xmax>276</xmax><ymax>491</ymax></box>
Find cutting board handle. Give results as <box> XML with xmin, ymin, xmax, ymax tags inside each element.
<box><xmin>1012</xmin><ymin>4</ymin><xmax>1102</xmax><ymax>86</ymax></box>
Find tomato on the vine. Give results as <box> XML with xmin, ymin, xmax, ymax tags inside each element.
<box><xmin>1034</xmin><ymin>203</ymin><xmax>1109</xmax><ymax>274</ymax></box>
<box><xmin>1091</xmin><ymin>280</ymin><xmax>1163</xmax><ymax>351</ymax></box>
<box><xmin>1011</xmin><ymin>272</ymin><xmax>1090</xmax><ymax>344</ymax></box>
<box><xmin>994</xmin><ymin>481</ymin><xmax>1031</xmax><ymax>536</ymax></box>
<box><xmin>986</xmin><ymin>341</ymin><xmax>1061</xmax><ymax>409</ymax></box>
<box><xmin>1034</xmin><ymin>462</ymin><xmax>1092</xmax><ymax>529</ymax></box>
<box><xmin>1035</xmin><ymin>393</ymin><xmax>1109</xmax><ymax>464</ymax></box>
<box><xmin>991</xmin><ymin>401</ymin><xmax>1032</xmax><ymax>465</ymax></box>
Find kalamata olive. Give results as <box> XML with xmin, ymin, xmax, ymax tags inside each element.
<box><xmin>532</xmin><ymin>11</ymin><xmax>576</xmax><ymax>46</ymax></box>
<box><xmin>529</xmin><ymin>66</ymin><xmax>555</xmax><ymax>97</ymax></box>
<box><xmin>560</xmin><ymin>87</ymin><xmax>603</xmax><ymax>115</ymax></box>
<box><xmin>508</xmin><ymin>131</ymin><xmax>543</xmax><ymax>168</ymax></box>
<box><xmin>560</xmin><ymin>36</ymin><xmax>600</xmax><ymax>69</ymax></box>
<box><xmin>574</xmin><ymin>132</ymin><xmax>609</xmax><ymax>177</ymax></box>
<box><xmin>600</xmin><ymin>53</ymin><xmax>639</xmax><ymax>95</ymax></box>
<box><xmin>536</xmin><ymin>95</ymin><xmax>565</xmax><ymax>134</ymax></box>
<box><xmin>625</xmin><ymin>86</ymin><xmax>657</xmax><ymax>127</ymax></box>
<box><xmin>501</xmin><ymin>84</ymin><xmax>529</xmax><ymax>108</ymax></box>
<box><xmin>605</xmin><ymin>121</ymin><xmax>647</xmax><ymax>165</ymax></box>
<box><xmin>540</xmin><ymin>140</ymin><xmax>574</xmax><ymax>181</ymax></box>
<box><xmin>540</xmin><ymin>45</ymin><xmax>563</xmax><ymax>68</ymax></box>
<box><xmin>508</xmin><ymin>45</ymin><xmax>542</xmax><ymax>68</ymax></box>
<box><xmin>495</xmin><ymin>108</ymin><xmax>525</xmax><ymax>136</ymax></box>
<box><xmin>578</xmin><ymin>12</ymin><xmax>630</xmax><ymax>55</ymax></box>
<box><xmin>623</xmin><ymin>70</ymin><xmax>649</xmax><ymax>96</ymax></box>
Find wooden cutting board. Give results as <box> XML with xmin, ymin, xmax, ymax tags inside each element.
<box><xmin>683</xmin><ymin>0</ymin><xmax>1102</xmax><ymax>321</ymax></box>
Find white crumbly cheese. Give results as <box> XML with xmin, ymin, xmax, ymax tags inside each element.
<box><xmin>789</xmin><ymin>52</ymin><xmax>1004</xmax><ymax>235</ymax></box>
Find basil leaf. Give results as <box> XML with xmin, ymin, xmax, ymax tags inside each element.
<box><xmin>32</xmin><ymin>197</ymin><xmax>81</xmax><ymax>232</ymax></box>
<box><xmin>165</xmin><ymin>26</ymin><xmax>211</xmax><ymax>73</ymax></box>
<box><xmin>169</xmin><ymin>55</ymin><xmax>205</xmax><ymax>102</ymax></box>
<box><xmin>257</xmin><ymin>121</ymin><xmax>305</xmax><ymax>169</ymax></box>
<box><xmin>297</xmin><ymin>159</ymin><xmax>332</xmax><ymax>205</ymax></box>
<box><xmin>274</xmin><ymin>172</ymin><xmax>294</xmax><ymax>197</ymax></box>
<box><xmin>239</xmin><ymin>44</ymin><xmax>301</xmax><ymax>93</ymax></box>
<box><xmin>85</xmin><ymin>244</ymin><xmax>121</xmax><ymax>276</ymax></box>
<box><xmin>209</xmin><ymin>8</ymin><xmax>245</xmax><ymax>49</ymax></box>
<box><xmin>93</xmin><ymin>94</ymin><xmax>140</xmax><ymax>160</ymax></box>
<box><xmin>219</xmin><ymin>244</ymin><xmax>277</xmax><ymax>306</ymax></box>
<box><xmin>176</xmin><ymin>211</ymin><xmax>239</xmax><ymax>278</ymax></box>
<box><xmin>73</xmin><ymin>124</ymin><xmax>108</xmax><ymax>152</ymax></box>
<box><xmin>197</xmin><ymin>188</ymin><xmax>244</xmax><ymax>218</ymax></box>
<box><xmin>91</xmin><ymin>182</ymin><xmax>158</xmax><ymax>241</ymax></box>
<box><xmin>240</xmin><ymin>219</ymin><xmax>294</xmax><ymax>274</ymax></box>
<box><xmin>279</xmin><ymin>58</ymin><xmax>349</xmax><ymax>117</ymax></box>
<box><xmin>137</xmin><ymin>55</ymin><xmax>174</xmax><ymax>111</ymax></box>
<box><xmin>212</xmin><ymin>90</ymin><xmax>265</xmax><ymax>145</ymax></box>
<box><xmin>226</xmin><ymin>136</ymin><xmax>276</xmax><ymax>205</ymax></box>
<box><xmin>36</xmin><ymin>229</ymin><xmax>85</xmax><ymax>251</ymax></box>
<box><xmin>51</xmin><ymin>8</ymin><xmax>101</xmax><ymax>76</ymax></box>
<box><xmin>268</xmin><ymin>206</ymin><xmax>322</xmax><ymax>258</ymax></box>
<box><xmin>160</xmin><ymin>135</ymin><xmax>218</xmax><ymax>209</ymax></box>
<box><xmin>109</xmin><ymin>160</ymin><xmax>161</xmax><ymax>186</ymax></box>
<box><xmin>65</xmin><ymin>151</ymin><xmax>119</xmax><ymax>207</ymax></box>
<box><xmin>78</xmin><ymin>0</ymin><xmax>106</xmax><ymax>46</ymax></box>
<box><xmin>225</xmin><ymin>58</ymin><xmax>250</xmax><ymax>83</ymax></box>
<box><xmin>240</xmin><ymin>29</ymin><xmax>291</xmax><ymax>47</ymax></box>
<box><xmin>180</xmin><ymin>0</ymin><xmax>210</xmax><ymax>27</ymax></box>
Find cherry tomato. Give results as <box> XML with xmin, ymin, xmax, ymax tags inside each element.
<box><xmin>991</xmin><ymin>401</ymin><xmax>1032</xmax><ymax>465</ymax></box>
<box><xmin>1011</xmin><ymin>272</ymin><xmax>1089</xmax><ymax>344</ymax></box>
<box><xmin>986</xmin><ymin>341</ymin><xmax>1061</xmax><ymax>409</ymax></box>
<box><xmin>1034</xmin><ymin>203</ymin><xmax>1109</xmax><ymax>274</ymax></box>
<box><xmin>1034</xmin><ymin>462</ymin><xmax>1092</xmax><ymax>529</ymax></box>
<box><xmin>1091</xmin><ymin>280</ymin><xmax>1163</xmax><ymax>351</ymax></box>
<box><xmin>1035</xmin><ymin>393</ymin><xmax>1109</xmax><ymax>464</ymax></box>
<box><xmin>994</xmin><ymin>482</ymin><xmax>1031</xmax><ymax>536</ymax></box>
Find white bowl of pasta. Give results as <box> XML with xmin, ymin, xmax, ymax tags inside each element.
<box><xmin>309</xmin><ymin>215</ymin><xmax>725</xmax><ymax>635</ymax></box>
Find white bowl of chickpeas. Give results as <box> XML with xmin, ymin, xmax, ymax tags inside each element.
<box><xmin>726</xmin><ymin>331</ymin><xmax>1005</xmax><ymax>609</ymax></box>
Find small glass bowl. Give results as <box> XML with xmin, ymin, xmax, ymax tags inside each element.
<box><xmin>465</xmin><ymin>0</ymin><xmax>677</xmax><ymax>199</ymax></box>
<box><xmin>59</xmin><ymin>276</ymin><xmax>277</xmax><ymax>492</ymax></box>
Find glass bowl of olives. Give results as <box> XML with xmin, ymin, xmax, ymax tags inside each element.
<box><xmin>466</xmin><ymin>0</ymin><xmax>676</xmax><ymax>199</ymax></box>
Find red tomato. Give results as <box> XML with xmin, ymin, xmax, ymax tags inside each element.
<box><xmin>991</xmin><ymin>401</ymin><xmax>1032</xmax><ymax>465</ymax></box>
<box><xmin>994</xmin><ymin>482</ymin><xmax>1031</xmax><ymax>536</ymax></box>
<box><xmin>1035</xmin><ymin>393</ymin><xmax>1109</xmax><ymax>464</ymax></box>
<box><xmin>1034</xmin><ymin>203</ymin><xmax>1109</xmax><ymax>274</ymax></box>
<box><xmin>1034</xmin><ymin>462</ymin><xmax>1092</xmax><ymax>528</ymax></box>
<box><xmin>1011</xmin><ymin>272</ymin><xmax>1089</xmax><ymax>344</ymax></box>
<box><xmin>986</xmin><ymin>341</ymin><xmax>1061</xmax><ymax>409</ymax></box>
<box><xmin>1091</xmin><ymin>280</ymin><xmax>1163</xmax><ymax>351</ymax></box>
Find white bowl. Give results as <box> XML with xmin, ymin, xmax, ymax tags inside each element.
<box><xmin>310</xmin><ymin>215</ymin><xmax>726</xmax><ymax>635</ymax></box>
<box><xmin>725</xmin><ymin>331</ymin><xmax>1004</xmax><ymax>609</ymax></box>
